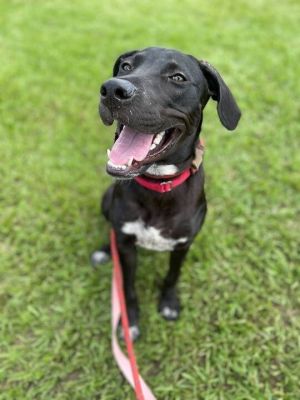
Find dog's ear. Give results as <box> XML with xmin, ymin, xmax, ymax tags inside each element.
<box><xmin>199</xmin><ymin>60</ymin><xmax>241</xmax><ymax>130</ymax></box>
<box><xmin>113</xmin><ymin>50</ymin><xmax>138</xmax><ymax>77</ymax></box>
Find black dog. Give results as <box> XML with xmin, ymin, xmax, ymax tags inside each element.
<box><xmin>92</xmin><ymin>47</ymin><xmax>241</xmax><ymax>340</ymax></box>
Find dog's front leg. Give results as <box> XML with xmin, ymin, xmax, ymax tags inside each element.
<box><xmin>116</xmin><ymin>232</ymin><xmax>140</xmax><ymax>341</ymax></box>
<box><xmin>159</xmin><ymin>246</ymin><xmax>190</xmax><ymax>320</ymax></box>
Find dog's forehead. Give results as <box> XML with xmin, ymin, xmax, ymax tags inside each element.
<box><xmin>139</xmin><ymin>47</ymin><xmax>188</xmax><ymax>59</ymax></box>
<box><xmin>131</xmin><ymin>47</ymin><xmax>200</xmax><ymax>75</ymax></box>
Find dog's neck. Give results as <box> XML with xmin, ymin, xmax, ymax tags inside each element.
<box><xmin>145</xmin><ymin>138</ymin><xmax>204</xmax><ymax>180</ymax></box>
<box><xmin>145</xmin><ymin>152</ymin><xmax>195</xmax><ymax>177</ymax></box>
<box><xmin>135</xmin><ymin>139</ymin><xmax>204</xmax><ymax>192</ymax></box>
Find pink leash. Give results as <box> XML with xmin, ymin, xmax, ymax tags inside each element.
<box><xmin>110</xmin><ymin>230</ymin><xmax>157</xmax><ymax>400</ymax></box>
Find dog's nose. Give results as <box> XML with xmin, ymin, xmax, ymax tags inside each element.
<box><xmin>100</xmin><ymin>78</ymin><xmax>136</xmax><ymax>101</ymax></box>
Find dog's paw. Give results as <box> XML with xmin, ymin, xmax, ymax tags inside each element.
<box><xmin>159</xmin><ymin>289</ymin><xmax>180</xmax><ymax>321</ymax></box>
<box><xmin>119</xmin><ymin>325</ymin><xmax>140</xmax><ymax>342</ymax></box>
<box><xmin>160</xmin><ymin>306</ymin><xmax>179</xmax><ymax>320</ymax></box>
<box><xmin>90</xmin><ymin>250</ymin><xmax>110</xmax><ymax>267</ymax></box>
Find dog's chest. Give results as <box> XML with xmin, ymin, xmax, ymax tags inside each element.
<box><xmin>121</xmin><ymin>219</ymin><xmax>188</xmax><ymax>251</ymax></box>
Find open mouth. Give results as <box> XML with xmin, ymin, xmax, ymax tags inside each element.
<box><xmin>106</xmin><ymin>125</ymin><xmax>183</xmax><ymax>177</ymax></box>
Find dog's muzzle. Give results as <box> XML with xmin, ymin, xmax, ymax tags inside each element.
<box><xmin>99</xmin><ymin>78</ymin><xmax>137</xmax><ymax>126</ymax></box>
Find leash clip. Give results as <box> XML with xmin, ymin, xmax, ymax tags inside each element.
<box><xmin>160</xmin><ymin>180</ymin><xmax>173</xmax><ymax>192</ymax></box>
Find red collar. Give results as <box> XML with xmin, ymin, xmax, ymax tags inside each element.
<box><xmin>134</xmin><ymin>139</ymin><xmax>204</xmax><ymax>193</ymax></box>
<box><xmin>134</xmin><ymin>167</ymin><xmax>194</xmax><ymax>193</ymax></box>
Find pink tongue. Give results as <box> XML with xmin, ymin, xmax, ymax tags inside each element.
<box><xmin>109</xmin><ymin>126</ymin><xmax>155</xmax><ymax>164</ymax></box>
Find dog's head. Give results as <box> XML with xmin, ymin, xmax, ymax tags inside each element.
<box><xmin>99</xmin><ymin>47</ymin><xmax>241</xmax><ymax>178</ymax></box>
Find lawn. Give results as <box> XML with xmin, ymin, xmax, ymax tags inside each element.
<box><xmin>0</xmin><ymin>1</ymin><xmax>299</xmax><ymax>399</ymax></box>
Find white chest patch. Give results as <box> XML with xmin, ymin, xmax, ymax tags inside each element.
<box><xmin>146</xmin><ymin>164</ymin><xmax>179</xmax><ymax>176</ymax></box>
<box><xmin>121</xmin><ymin>219</ymin><xmax>188</xmax><ymax>251</ymax></box>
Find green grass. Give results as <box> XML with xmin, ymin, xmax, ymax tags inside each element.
<box><xmin>0</xmin><ymin>0</ymin><xmax>299</xmax><ymax>399</ymax></box>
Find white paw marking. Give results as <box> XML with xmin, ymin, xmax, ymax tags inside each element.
<box><xmin>91</xmin><ymin>251</ymin><xmax>110</xmax><ymax>265</ymax></box>
<box><xmin>120</xmin><ymin>325</ymin><xmax>140</xmax><ymax>341</ymax></box>
<box><xmin>161</xmin><ymin>306</ymin><xmax>178</xmax><ymax>319</ymax></box>
<box><xmin>146</xmin><ymin>164</ymin><xmax>179</xmax><ymax>176</ymax></box>
<box><xmin>121</xmin><ymin>219</ymin><xmax>188</xmax><ymax>251</ymax></box>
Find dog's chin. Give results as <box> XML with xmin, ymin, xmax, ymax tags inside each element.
<box><xmin>106</xmin><ymin>124</ymin><xmax>184</xmax><ymax>179</ymax></box>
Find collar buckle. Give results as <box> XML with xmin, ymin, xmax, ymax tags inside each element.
<box><xmin>160</xmin><ymin>180</ymin><xmax>173</xmax><ymax>192</ymax></box>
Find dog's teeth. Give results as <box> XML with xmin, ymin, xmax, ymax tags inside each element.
<box><xmin>150</xmin><ymin>143</ymin><xmax>157</xmax><ymax>150</ymax></box>
<box><xmin>107</xmin><ymin>160</ymin><xmax>127</xmax><ymax>170</ymax></box>
<box><xmin>107</xmin><ymin>149</ymin><xmax>111</xmax><ymax>157</ymax></box>
<box><xmin>127</xmin><ymin>156</ymin><xmax>134</xmax><ymax>166</ymax></box>
<box><xmin>153</xmin><ymin>131</ymin><xmax>165</xmax><ymax>145</ymax></box>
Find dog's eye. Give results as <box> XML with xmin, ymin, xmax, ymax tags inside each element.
<box><xmin>121</xmin><ymin>62</ymin><xmax>133</xmax><ymax>71</ymax></box>
<box><xmin>170</xmin><ymin>73</ymin><xmax>186</xmax><ymax>82</ymax></box>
